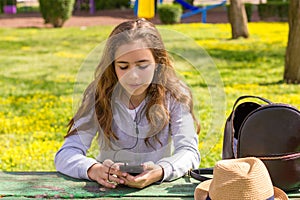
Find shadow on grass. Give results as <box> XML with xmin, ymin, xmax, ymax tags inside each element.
<box><xmin>0</xmin><ymin>74</ymin><xmax>76</xmax><ymax>96</ymax></box>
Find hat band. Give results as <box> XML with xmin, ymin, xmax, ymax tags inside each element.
<box><xmin>206</xmin><ymin>195</ymin><xmax>275</xmax><ymax>200</ymax></box>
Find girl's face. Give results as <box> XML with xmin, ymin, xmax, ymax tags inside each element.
<box><xmin>114</xmin><ymin>42</ymin><xmax>156</xmax><ymax>98</ymax></box>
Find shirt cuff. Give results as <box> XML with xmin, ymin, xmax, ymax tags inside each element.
<box><xmin>80</xmin><ymin>158</ymin><xmax>99</xmax><ymax>180</ymax></box>
<box><xmin>157</xmin><ymin>160</ymin><xmax>174</xmax><ymax>182</ymax></box>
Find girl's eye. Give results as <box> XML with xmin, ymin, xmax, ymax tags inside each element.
<box><xmin>137</xmin><ymin>64</ymin><xmax>149</xmax><ymax>70</ymax></box>
<box><xmin>118</xmin><ymin>65</ymin><xmax>128</xmax><ymax>70</ymax></box>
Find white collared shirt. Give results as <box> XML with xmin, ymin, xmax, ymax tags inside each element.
<box><xmin>54</xmin><ymin>93</ymin><xmax>200</xmax><ymax>182</ymax></box>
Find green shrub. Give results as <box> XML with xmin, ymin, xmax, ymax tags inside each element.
<box><xmin>0</xmin><ymin>0</ymin><xmax>4</xmax><ymax>13</ymax></box>
<box><xmin>277</xmin><ymin>2</ymin><xmax>288</xmax><ymax>20</ymax></box>
<box><xmin>258</xmin><ymin>1</ymin><xmax>289</xmax><ymax>21</ymax></box>
<box><xmin>245</xmin><ymin>3</ymin><xmax>253</xmax><ymax>22</ymax></box>
<box><xmin>6</xmin><ymin>0</ymin><xmax>16</xmax><ymax>5</ymax></box>
<box><xmin>95</xmin><ymin>0</ymin><xmax>130</xmax><ymax>10</ymax></box>
<box><xmin>185</xmin><ymin>0</ymin><xmax>194</xmax><ymax>6</ymax></box>
<box><xmin>258</xmin><ymin>3</ymin><xmax>277</xmax><ymax>19</ymax></box>
<box><xmin>77</xmin><ymin>0</ymin><xmax>90</xmax><ymax>11</ymax></box>
<box><xmin>38</xmin><ymin>0</ymin><xmax>75</xmax><ymax>28</ymax></box>
<box><xmin>158</xmin><ymin>4</ymin><xmax>182</xmax><ymax>24</ymax></box>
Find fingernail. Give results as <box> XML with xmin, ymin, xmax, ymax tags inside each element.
<box><xmin>120</xmin><ymin>180</ymin><xmax>124</xmax><ymax>184</ymax></box>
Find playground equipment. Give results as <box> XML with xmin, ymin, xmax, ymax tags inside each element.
<box><xmin>174</xmin><ymin>0</ymin><xmax>226</xmax><ymax>23</ymax></box>
<box><xmin>3</xmin><ymin>0</ymin><xmax>17</xmax><ymax>14</ymax></box>
<box><xmin>134</xmin><ymin>0</ymin><xmax>157</xmax><ymax>19</ymax></box>
<box><xmin>75</xmin><ymin>0</ymin><xmax>95</xmax><ymax>14</ymax></box>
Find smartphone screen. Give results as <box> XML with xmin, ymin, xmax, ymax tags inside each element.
<box><xmin>120</xmin><ymin>165</ymin><xmax>144</xmax><ymax>176</ymax></box>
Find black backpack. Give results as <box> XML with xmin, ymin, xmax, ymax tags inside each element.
<box><xmin>223</xmin><ymin>95</ymin><xmax>300</xmax><ymax>192</ymax></box>
<box><xmin>191</xmin><ymin>95</ymin><xmax>300</xmax><ymax>192</ymax></box>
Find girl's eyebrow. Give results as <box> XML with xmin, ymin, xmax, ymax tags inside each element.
<box><xmin>115</xmin><ymin>59</ymin><xmax>151</xmax><ymax>64</ymax></box>
<box><xmin>135</xmin><ymin>59</ymin><xmax>150</xmax><ymax>64</ymax></box>
<box><xmin>115</xmin><ymin>61</ymin><xmax>128</xmax><ymax>64</ymax></box>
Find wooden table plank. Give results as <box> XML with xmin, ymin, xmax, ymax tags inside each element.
<box><xmin>0</xmin><ymin>172</ymin><xmax>198</xmax><ymax>199</ymax></box>
<box><xmin>0</xmin><ymin>172</ymin><xmax>299</xmax><ymax>199</ymax></box>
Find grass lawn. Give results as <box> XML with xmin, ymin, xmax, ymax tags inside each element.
<box><xmin>0</xmin><ymin>22</ymin><xmax>299</xmax><ymax>171</ymax></box>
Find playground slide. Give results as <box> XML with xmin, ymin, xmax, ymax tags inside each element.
<box><xmin>174</xmin><ymin>0</ymin><xmax>226</xmax><ymax>22</ymax></box>
<box><xmin>137</xmin><ymin>0</ymin><xmax>155</xmax><ymax>19</ymax></box>
<box><xmin>175</xmin><ymin>0</ymin><xmax>199</xmax><ymax>10</ymax></box>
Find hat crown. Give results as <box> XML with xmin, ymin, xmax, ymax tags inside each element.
<box><xmin>209</xmin><ymin>157</ymin><xmax>274</xmax><ymax>199</ymax></box>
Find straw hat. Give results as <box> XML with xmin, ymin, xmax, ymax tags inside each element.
<box><xmin>194</xmin><ymin>157</ymin><xmax>288</xmax><ymax>200</ymax></box>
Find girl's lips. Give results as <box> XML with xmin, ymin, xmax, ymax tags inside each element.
<box><xmin>128</xmin><ymin>83</ymin><xmax>142</xmax><ymax>87</ymax></box>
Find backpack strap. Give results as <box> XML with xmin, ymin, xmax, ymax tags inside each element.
<box><xmin>189</xmin><ymin>167</ymin><xmax>213</xmax><ymax>181</ymax></box>
<box><xmin>222</xmin><ymin>95</ymin><xmax>272</xmax><ymax>159</ymax></box>
<box><xmin>232</xmin><ymin>95</ymin><xmax>272</xmax><ymax>111</ymax></box>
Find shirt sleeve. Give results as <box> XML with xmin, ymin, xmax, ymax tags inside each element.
<box><xmin>54</xmin><ymin>110</ymin><xmax>99</xmax><ymax>180</ymax></box>
<box><xmin>156</xmin><ymin>97</ymin><xmax>200</xmax><ymax>181</ymax></box>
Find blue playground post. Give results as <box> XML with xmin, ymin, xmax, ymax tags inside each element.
<box><xmin>134</xmin><ymin>0</ymin><xmax>138</xmax><ymax>16</ymax></box>
<box><xmin>175</xmin><ymin>0</ymin><xmax>226</xmax><ymax>23</ymax></box>
<box><xmin>202</xmin><ymin>7</ymin><xmax>206</xmax><ymax>23</ymax></box>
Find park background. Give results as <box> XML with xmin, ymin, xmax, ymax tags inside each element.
<box><xmin>0</xmin><ymin>0</ymin><xmax>299</xmax><ymax>171</ymax></box>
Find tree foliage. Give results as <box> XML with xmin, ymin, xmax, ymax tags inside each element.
<box><xmin>39</xmin><ymin>0</ymin><xmax>75</xmax><ymax>28</ymax></box>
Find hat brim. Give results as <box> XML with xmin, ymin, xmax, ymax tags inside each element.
<box><xmin>273</xmin><ymin>186</ymin><xmax>289</xmax><ymax>200</ymax></box>
<box><xmin>194</xmin><ymin>180</ymin><xmax>211</xmax><ymax>200</ymax></box>
<box><xmin>194</xmin><ymin>180</ymin><xmax>289</xmax><ymax>200</ymax></box>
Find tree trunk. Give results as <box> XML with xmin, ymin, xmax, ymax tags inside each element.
<box><xmin>284</xmin><ymin>0</ymin><xmax>300</xmax><ymax>84</ymax></box>
<box><xmin>228</xmin><ymin>0</ymin><xmax>249</xmax><ymax>39</ymax></box>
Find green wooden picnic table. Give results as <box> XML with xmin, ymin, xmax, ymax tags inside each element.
<box><xmin>0</xmin><ymin>171</ymin><xmax>299</xmax><ymax>199</ymax></box>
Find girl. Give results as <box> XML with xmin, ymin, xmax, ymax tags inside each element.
<box><xmin>55</xmin><ymin>18</ymin><xmax>200</xmax><ymax>189</ymax></box>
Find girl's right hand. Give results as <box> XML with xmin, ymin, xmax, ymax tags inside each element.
<box><xmin>87</xmin><ymin>159</ymin><xmax>128</xmax><ymax>188</ymax></box>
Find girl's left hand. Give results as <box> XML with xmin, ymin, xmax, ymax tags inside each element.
<box><xmin>121</xmin><ymin>162</ymin><xmax>164</xmax><ymax>189</ymax></box>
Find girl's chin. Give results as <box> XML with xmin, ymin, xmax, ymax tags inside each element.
<box><xmin>126</xmin><ymin>90</ymin><xmax>145</xmax><ymax>97</ymax></box>
<box><xmin>124</xmin><ymin>87</ymin><xmax>147</xmax><ymax>97</ymax></box>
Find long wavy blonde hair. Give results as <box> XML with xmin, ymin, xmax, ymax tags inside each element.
<box><xmin>67</xmin><ymin>19</ymin><xmax>200</xmax><ymax>147</ymax></box>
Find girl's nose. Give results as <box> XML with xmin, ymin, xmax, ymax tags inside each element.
<box><xmin>127</xmin><ymin>68</ymin><xmax>139</xmax><ymax>80</ymax></box>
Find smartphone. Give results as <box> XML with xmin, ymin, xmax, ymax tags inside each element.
<box><xmin>120</xmin><ymin>164</ymin><xmax>144</xmax><ymax>176</ymax></box>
